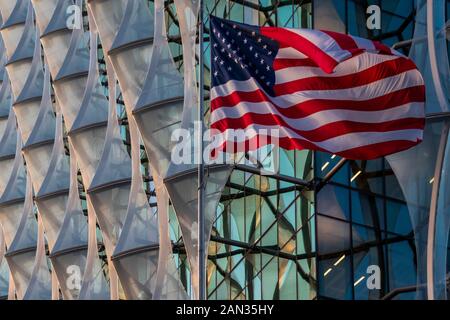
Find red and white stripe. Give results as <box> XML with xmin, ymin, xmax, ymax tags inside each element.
<box><xmin>260</xmin><ymin>27</ymin><xmax>403</xmax><ymax>73</ymax></box>
<box><xmin>210</xmin><ymin>36</ymin><xmax>425</xmax><ymax>160</ymax></box>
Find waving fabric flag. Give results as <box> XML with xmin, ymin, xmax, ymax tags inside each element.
<box><xmin>209</xmin><ymin>16</ymin><xmax>426</xmax><ymax>160</ymax></box>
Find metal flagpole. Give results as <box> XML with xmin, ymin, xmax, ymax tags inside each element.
<box><xmin>198</xmin><ymin>0</ymin><xmax>206</xmax><ymax>301</ymax></box>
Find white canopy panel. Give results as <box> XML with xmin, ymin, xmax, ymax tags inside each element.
<box><xmin>5</xmin><ymin>173</ymin><xmax>37</xmax><ymax>299</ymax></box>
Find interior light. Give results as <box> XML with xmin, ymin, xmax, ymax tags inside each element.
<box><xmin>350</xmin><ymin>170</ymin><xmax>362</xmax><ymax>182</ymax></box>
<box><xmin>331</xmin><ymin>154</ymin><xmax>336</xmax><ymax>159</ymax></box>
<box><xmin>323</xmin><ymin>268</ymin><xmax>332</xmax><ymax>277</ymax></box>
<box><xmin>429</xmin><ymin>177</ymin><xmax>434</xmax><ymax>184</ymax></box>
<box><xmin>354</xmin><ymin>276</ymin><xmax>365</xmax><ymax>287</ymax></box>
<box><xmin>333</xmin><ymin>254</ymin><xmax>345</xmax><ymax>266</ymax></box>
<box><xmin>321</xmin><ymin>162</ymin><xmax>330</xmax><ymax>171</ymax></box>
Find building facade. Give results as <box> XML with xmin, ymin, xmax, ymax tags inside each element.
<box><xmin>0</xmin><ymin>0</ymin><xmax>448</xmax><ymax>300</ymax></box>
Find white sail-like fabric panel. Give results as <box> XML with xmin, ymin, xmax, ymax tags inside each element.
<box><xmin>163</xmin><ymin>0</ymin><xmax>231</xmax><ymax>298</ymax></box>
<box><xmin>131</xmin><ymin>0</ymin><xmax>188</xmax><ymax>300</ymax></box>
<box><xmin>0</xmin><ymin>93</ymin><xmax>16</xmax><ymax>197</ymax></box>
<box><xmin>0</xmin><ymin>74</ymin><xmax>11</xmax><ymax>137</ymax></box>
<box><xmin>92</xmin><ymin>0</ymin><xmax>153</xmax><ymax>110</ymax></box>
<box><xmin>152</xmin><ymin>174</ymin><xmax>189</xmax><ymax>300</ymax></box>
<box><xmin>81</xmin><ymin>65</ymin><xmax>130</xmax><ymax>262</ymax></box>
<box><xmin>133</xmin><ymin>0</ymin><xmax>183</xmax><ymax>176</ymax></box>
<box><xmin>111</xmin><ymin>118</ymin><xmax>159</xmax><ymax>299</ymax></box>
<box><xmin>4</xmin><ymin>2</ymin><xmax>35</xmax><ymax>101</ymax></box>
<box><xmin>0</xmin><ymin>133</ymin><xmax>26</xmax><ymax>248</ymax></box>
<box><xmin>0</xmin><ymin>0</ymin><xmax>28</xmax><ymax>60</ymax></box>
<box><xmin>36</xmin><ymin>0</ymin><xmax>87</xmax><ymax>132</ymax></box>
<box><xmin>0</xmin><ymin>227</ymin><xmax>8</xmax><ymax>298</ymax></box>
<box><xmin>78</xmin><ymin>197</ymin><xmax>110</xmax><ymax>300</ymax></box>
<box><xmin>0</xmin><ymin>39</ymin><xmax>11</xmax><ymax>140</ymax></box>
<box><xmin>111</xmin><ymin>87</ymin><xmax>168</xmax><ymax>299</ymax></box>
<box><xmin>85</xmin><ymin>11</ymin><xmax>131</xmax><ymax>269</ymax></box>
<box><xmin>87</xmin><ymin>0</ymin><xmax>127</xmax><ymax>54</ymax></box>
<box><xmin>0</xmin><ymin>1</ymin><xmax>18</xmax><ymax>27</ymax></box>
<box><xmin>433</xmin><ymin>129</ymin><xmax>450</xmax><ymax>299</ymax></box>
<box><xmin>53</xmin><ymin>29</ymin><xmax>89</xmax><ymax>130</ymax></box>
<box><xmin>50</xmin><ymin>143</ymin><xmax>88</xmax><ymax>300</ymax></box>
<box><xmin>0</xmin><ymin>86</ymin><xmax>19</xmax><ymax>263</ymax></box>
<box><xmin>89</xmin><ymin>0</ymin><xmax>175</xmax><ymax>300</ymax></box>
<box><xmin>30</xmin><ymin>0</ymin><xmax>58</xmax><ymax>35</ymax></box>
<box><xmin>87</xmin><ymin>70</ymin><xmax>131</xmax><ymax>260</ymax></box>
<box><xmin>409</xmin><ymin>0</ymin><xmax>449</xmax><ymax>114</ymax></box>
<box><xmin>47</xmin><ymin>9</ymin><xmax>110</xmax><ymax>298</ymax></box>
<box><xmin>39</xmin><ymin>0</ymin><xmax>73</xmax><ymax>79</ymax></box>
<box><xmin>5</xmin><ymin>173</ymin><xmax>37</xmax><ymax>300</ymax></box>
<box><xmin>9</xmin><ymin>16</ymin><xmax>44</xmax><ymax>145</ymax></box>
<box><xmin>386</xmin><ymin>121</ymin><xmax>444</xmax><ymax>299</ymax></box>
<box><xmin>50</xmin><ymin>16</ymin><xmax>111</xmax><ymax>300</ymax></box>
<box><xmin>35</xmin><ymin>108</ymin><xmax>70</xmax><ymax>251</ymax></box>
<box><xmin>3</xmin><ymin>1</ymin><xmax>71</xmax><ymax>299</ymax></box>
<box><xmin>68</xmin><ymin>28</ymin><xmax>108</xmax><ymax>187</ymax></box>
<box><xmin>164</xmin><ymin>164</ymin><xmax>231</xmax><ymax>299</ymax></box>
<box><xmin>22</xmin><ymin>65</ymin><xmax>55</xmax><ymax>193</ymax></box>
<box><xmin>22</xmin><ymin>214</ymin><xmax>51</xmax><ymax>299</ymax></box>
<box><xmin>3</xmin><ymin>13</ymin><xmax>55</xmax><ymax>295</ymax></box>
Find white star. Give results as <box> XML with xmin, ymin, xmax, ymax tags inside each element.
<box><xmin>228</xmin><ymin>53</ymin><xmax>232</xmax><ymax>58</ymax></box>
<box><xmin>217</xmin><ymin>32</ymin><xmax>221</xmax><ymax>37</ymax></box>
<box><xmin>266</xmin><ymin>81</ymin><xmax>270</xmax><ymax>86</ymax></box>
<box><xmin>221</xmin><ymin>23</ymin><xmax>224</xmax><ymax>27</ymax></box>
<box><xmin>243</xmin><ymin>38</ymin><xmax>247</xmax><ymax>44</ymax></box>
<box><xmin>227</xmin><ymin>44</ymin><xmax>231</xmax><ymax>48</ymax></box>
<box><xmin>268</xmin><ymin>51</ymin><xmax>272</xmax><ymax>55</ymax></box>
<box><xmin>220</xmin><ymin>60</ymin><xmax>224</xmax><ymax>65</ymax></box>
<box><xmin>266</xmin><ymin>65</ymin><xmax>270</xmax><ymax>71</ymax></box>
<box><xmin>254</xmin><ymin>52</ymin><xmax>258</xmax><ymax>58</ymax></box>
<box><xmin>222</xmin><ymin>38</ymin><xmax>226</xmax><ymax>43</ymax></box>
<box><xmin>214</xmin><ymin>71</ymin><xmax>218</xmax><ymax>76</ymax></box>
<box><xmin>257</xmin><ymin>38</ymin><xmax>262</xmax><ymax>42</ymax></box>
<box><xmin>221</xmin><ymin>48</ymin><xmax>225</xmax><ymax>52</ymax></box>
<box><xmin>238</xmin><ymin>31</ymin><xmax>242</xmax><ymax>36</ymax></box>
<box><xmin>260</xmin><ymin>59</ymin><xmax>264</xmax><ymax>64</ymax></box>
<box><xmin>227</xmin><ymin>66</ymin><xmax>232</xmax><ymax>71</ymax></box>
<box><xmin>263</xmin><ymin>44</ymin><xmax>267</xmax><ymax>49</ymax></box>
<box><xmin>233</xmin><ymin>24</ymin><xmax>237</xmax><ymax>29</ymax></box>
<box><xmin>226</xmin><ymin>31</ymin><xmax>229</xmax><ymax>36</ymax></box>
<box><xmin>252</xmin><ymin>31</ymin><xmax>256</xmax><ymax>36</ymax></box>
<box><xmin>234</xmin><ymin>58</ymin><xmax>238</xmax><ymax>64</ymax></box>
<box><xmin>261</xmin><ymin>75</ymin><xmax>265</xmax><ymax>80</ymax></box>
<box><xmin>255</xmin><ymin>70</ymin><xmax>259</xmax><ymax>74</ymax></box>
<box><xmin>249</xmin><ymin>46</ymin><xmax>253</xmax><ymax>51</ymax></box>
<box><xmin>213</xmin><ymin>43</ymin><xmax>218</xmax><ymax>48</ymax></box>
<box><xmin>214</xmin><ymin>56</ymin><xmax>218</xmax><ymax>61</ymax></box>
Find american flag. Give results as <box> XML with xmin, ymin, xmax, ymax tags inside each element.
<box><xmin>209</xmin><ymin>16</ymin><xmax>425</xmax><ymax>160</ymax></box>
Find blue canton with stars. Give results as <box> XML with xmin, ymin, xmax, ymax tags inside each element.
<box><xmin>210</xmin><ymin>16</ymin><xmax>279</xmax><ymax>96</ymax></box>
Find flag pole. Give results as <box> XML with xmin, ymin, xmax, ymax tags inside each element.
<box><xmin>198</xmin><ymin>0</ymin><xmax>206</xmax><ymax>301</ymax></box>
